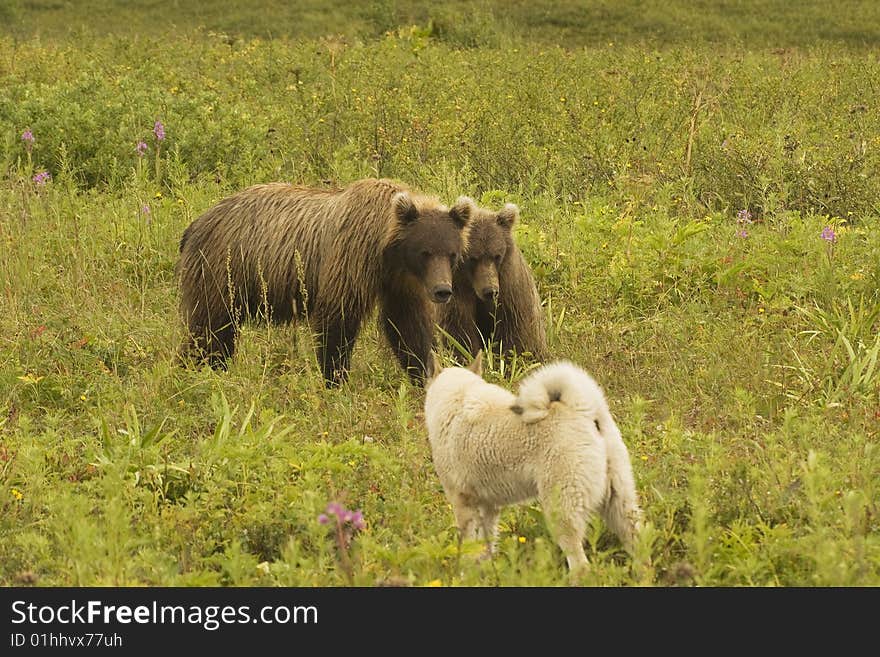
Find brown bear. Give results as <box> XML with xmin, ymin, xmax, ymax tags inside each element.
<box><xmin>437</xmin><ymin>202</ymin><xmax>548</xmax><ymax>362</ymax></box>
<box><xmin>176</xmin><ymin>178</ymin><xmax>474</xmax><ymax>386</ymax></box>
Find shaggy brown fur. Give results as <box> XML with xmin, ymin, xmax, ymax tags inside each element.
<box><xmin>176</xmin><ymin>178</ymin><xmax>474</xmax><ymax>386</ymax></box>
<box><xmin>437</xmin><ymin>202</ymin><xmax>548</xmax><ymax>361</ymax></box>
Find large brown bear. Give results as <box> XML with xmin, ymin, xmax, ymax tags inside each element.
<box><xmin>176</xmin><ymin>178</ymin><xmax>474</xmax><ymax>386</ymax></box>
<box><xmin>437</xmin><ymin>202</ymin><xmax>548</xmax><ymax>362</ymax></box>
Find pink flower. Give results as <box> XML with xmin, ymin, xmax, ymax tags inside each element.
<box><xmin>21</xmin><ymin>130</ymin><xmax>34</xmax><ymax>152</ymax></box>
<box><xmin>350</xmin><ymin>510</ymin><xmax>365</xmax><ymax>530</ymax></box>
<box><xmin>321</xmin><ymin>501</ymin><xmax>365</xmax><ymax>530</ymax></box>
<box><xmin>136</xmin><ymin>141</ymin><xmax>148</xmax><ymax>157</ymax></box>
<box><xmin>736</xmin><ymin>209</ymin><xmax>753</xmax><ymax>224</ymax></box>
<box><xmin>32</xmin><ymin>171</ymin><xmax>51</xmax><ymax>185</ymax></box>
<box><xmin>153</xmin><ymin>120</ymin><xmax>165</xmax><ymax>141</ymax></box>
<box><xmin>821</xmin><ymin>226</ymin><xmax>836</xmax><ymax>243</ymax></box>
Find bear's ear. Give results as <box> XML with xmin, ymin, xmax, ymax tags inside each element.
<box><xmin>496</xmin><ymin>203</ymin><xmax>519</xmax><ymax>229</ymax></box>
<box><xmin>393</xmin><ymin>192</ymin><xmax>419</xmax><ymax>224</ymax></box>
<box><xmin>467</xmin><ymin>349</ymin><xmax>483</xmax><ymax>376</ymax></box>
<box><xmin>449</xmin><ymin>196</ymin><xmax>475</xmax><ymax>228</ymax></box>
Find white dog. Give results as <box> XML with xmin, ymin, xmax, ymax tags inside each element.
<box><xmin>424</xmin><ymin>351</ymin><xmax>642</xmax><ymax>571</ymax></box>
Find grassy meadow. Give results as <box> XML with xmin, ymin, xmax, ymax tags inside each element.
<box><xmin>1</xmin><ymin>1</ymin><xmax>878</xmax><ymax>586</ymax></box>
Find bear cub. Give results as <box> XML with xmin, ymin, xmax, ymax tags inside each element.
<box><xmin>438</xmin><ymin>202</ymin><xmax>548</xmax><ymax>362</ymax></box>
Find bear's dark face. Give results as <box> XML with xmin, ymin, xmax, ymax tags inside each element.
<box><xmin>459</xmin><ymin>204</ymin><xmax>519</xmax><ymax>302</ymax></box>
<box><xmin>392</xmin><ymin>193</ymin><xmax>474</xmax><ymax>304</ymax></box>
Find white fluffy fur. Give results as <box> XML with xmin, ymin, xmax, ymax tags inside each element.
<box><xmin>424</xmin><ymin>355</ymin><xmax>642</xmax><ymax>571</ymax></box>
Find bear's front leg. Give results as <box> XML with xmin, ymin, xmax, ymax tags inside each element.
<box><xmin>181</xmin><ymin>310</ymin><xmax>237</xmax><ymax>371</ymax></box>
<box><xmin>316</xmin><ymin>314</ymin><xmax>362</xmax><ymax>387</ymax></box>
<box><xmin>380</xmin><ymin>292</ymin><xmax>433</xmax><ymax>385</ymax></box>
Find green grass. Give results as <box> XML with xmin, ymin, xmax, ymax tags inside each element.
<box><xmin>1</xmin><ymin>2</ymin><xmax>878</xmax><ymax>586</ymax></box>
<box><xmin>5</xmin><ymin>0</ymin><xmax>880</xmax><ymax>48</ymax></box>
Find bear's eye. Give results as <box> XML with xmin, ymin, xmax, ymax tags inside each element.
<box><xmin>494</xmin><ymin>254</ymin><xmax>503</xmax><ymax>264</ymax></box>
<box><xmin>421</xmin><ymin>250</ymin><xmax>431</xmax><ymax>259</ymax></box>
<box><xmin>449</xmin><ymin>252</ymin><xmax>458</xmax><ymax>263</ymax></box>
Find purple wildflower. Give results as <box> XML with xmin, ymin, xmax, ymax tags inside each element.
<box><xmin>320</xmin><ymin>502</ymin><xmax>364</xmax><ymax>584</ymax></box>
<box><xmin>136</xmin><ymin>141</ymin><xmax>148</xmax><ymax>157</ymax></box>
<box><xmin>821</xmin><ymin>226</ymin><xmax>836</xmax><ymax>243</ymax></box>
<box><xmin>736</xmin><ymin>228</ymin><xmax>748</xmax><ymax>239</ymax></box>
<box><xmin>141</xmin><ymin>204</ymin><xmax>151</xmax><ymax>215</ymax></box>
<box><xmin>321</xmin><ymin>501</ymin><xmax>365</xmax><ymax>530</ymax></box>
<box><xmin>350</xmin><ymin>510</ymin><xmax>365</xmax><ymax>530</ymax></box>
<box><xmin>32</xmin><ymin>171</ymin><xmax>51</xmax><ymax>185</ymax></box>
<box><xmin>21</xmin><ymin>130</ymin><xmax>34</xmax><ymax>152</ymax></box>
<box><xmin>736</xmin><ymin>209</ymin><xmax>753</xmax><ymax>224</ymax></box>
<box><xmin>153</xmin><ymin>120</ymin><xmax>165</xmax><ymax>141</ymax></box>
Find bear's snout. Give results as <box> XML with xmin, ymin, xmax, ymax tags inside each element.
<box><xmin>472</xmin><ymin>261</ymin><xmax>500</xmax><ymax>302</ymax></box>
<box><xmin>432</xmin><ymin>285</ymin><xmax>453</xmax><ymax>303</ymax></box>
<box><xmin>478</xmin><ymin>285</ymin><xmax>499</xmax><ymax>301</ymax></box>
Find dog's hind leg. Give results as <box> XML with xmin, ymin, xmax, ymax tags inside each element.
<box><xmin>539</xmin><ymin>482</ymin><xmax>591</xmax><ymax>572</ymax></box>
<box><xmin>478</xmin><ymin>504</ymin><xmax>501</xmax><ymax>555</ymax></box>
<box><xmin>551</xmin><ymin>517</ymin><xmax>589</xmax><ymax>572</ymax></box>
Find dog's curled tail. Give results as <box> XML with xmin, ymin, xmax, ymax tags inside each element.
<box><xmin>511</xmin><ymin>360</ymin><xmax>607</xmax><ymax>424</ymax></box>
